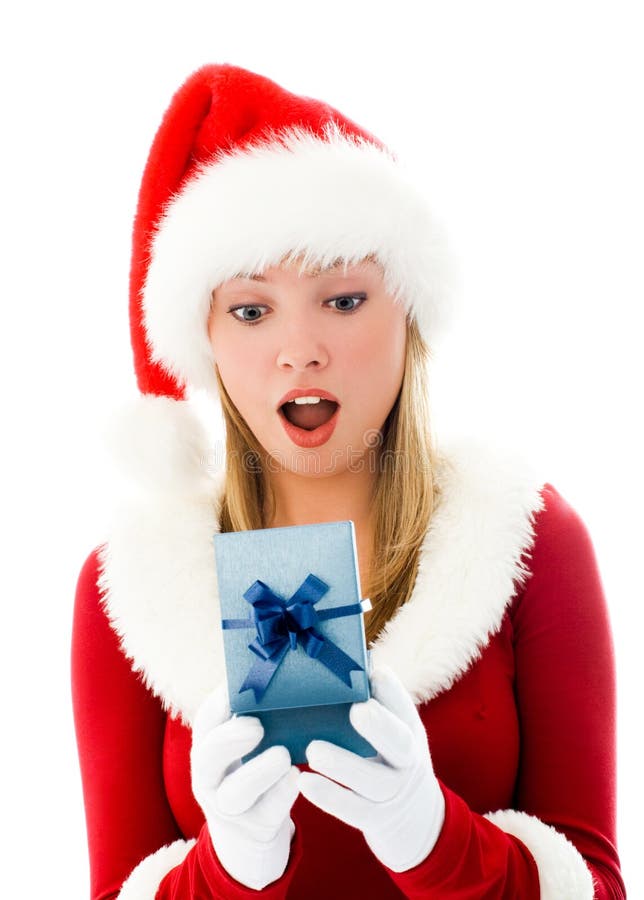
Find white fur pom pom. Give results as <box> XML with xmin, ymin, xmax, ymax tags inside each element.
<box><xmin>102</xmin><ymin>395</ymin><xmax>216</xmax><ymax>495</ymax></box>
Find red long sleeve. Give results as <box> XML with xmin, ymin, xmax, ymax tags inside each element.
<box><xmin>155</xmin><ymin>823</ymin><xmax>303</xmax><ymax>898</ymax></box>
<box><xmin>72</xmin><ymin>547</ymin><xmax>181</xmax><ymax>899</ymax></box>
<box><xmin>386</xmin><ymin>781</ymin><xmax>542</xmax><ymax>897</ymax></box>
<box><xmin>71</xmin><ymin>549</ymin><xmax>303</xmax><ymax>899</ymax></box>
<box><xmin>511</xmin><ymin>484</ymin><xmax>623</xmax><ymax>896</ymax></box>
<box><xmin>381</xmin><ymin>484</ymin><xmax>625</xmax><ymax>898</ymax></box>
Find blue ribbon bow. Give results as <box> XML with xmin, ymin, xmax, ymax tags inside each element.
<box><xmin>221</xmin><ymin>574</ymin><xmax>364</xmax><ymax>702</ymax></box>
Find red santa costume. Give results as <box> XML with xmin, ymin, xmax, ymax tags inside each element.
<box><xmin>71</xmin><ymin>64</ymin><xmax>626</xmax><ymax>898</ymax></box>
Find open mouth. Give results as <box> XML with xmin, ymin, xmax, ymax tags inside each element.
<box><xmin>278</xmin><ymin>399</ymin><xmax>341</xmax><ymax>448</ymax></box>
<box><xmin>280</xmin><ymin>398</ymin><xmax>339</xmax><ymax>432</ymax></box>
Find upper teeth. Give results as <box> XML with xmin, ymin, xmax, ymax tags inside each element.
<box><xmin>288</xmin><ymin>396</ymin><xmax>322</xmax><ymax>405</ymax></box>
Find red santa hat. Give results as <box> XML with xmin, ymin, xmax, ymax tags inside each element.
<box><xmin>130</xmin><ymin>63</ymin><xmax>455</xmax><ymax>402</ymax></box>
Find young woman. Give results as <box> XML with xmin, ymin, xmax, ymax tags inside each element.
<box><xmin>71</xmin><ymin>63</ymin><xmax>626</xmax><ymax>899</ymax></box>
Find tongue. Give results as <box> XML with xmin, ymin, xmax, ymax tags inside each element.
<box><xmin>283</xmin><ymin>399</ymin><xmax>337</xmax><ymax>431</ymax></box>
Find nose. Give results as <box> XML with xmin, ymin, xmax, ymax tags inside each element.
<box><xmin>276</xmin><ymin>321</ymin><xmax>329</xmax><ymax>371</ymax></box>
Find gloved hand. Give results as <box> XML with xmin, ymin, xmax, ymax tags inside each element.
<box><xmin>300</xmin><ymin>665</ymin><xmax>445</xmax><ymax>872</ymax></box>
<box><xmin>190</xmin><ymin>685</ymin><xmax>301</xmax><ymax>890</ymax></box>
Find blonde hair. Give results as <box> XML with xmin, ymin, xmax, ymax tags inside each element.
<box><xmin>214</xmin><ymin>265</ymin><xmax>441</xmax><ymax>646</ymax></box>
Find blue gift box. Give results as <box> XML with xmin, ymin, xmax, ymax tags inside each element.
<box><xmin>214</xmin><ymin>520</ymin><xmax>376</xmax><ymax>764</ymax></box>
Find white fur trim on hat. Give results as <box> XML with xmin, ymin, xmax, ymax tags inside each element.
<box><xmin>143</xmin><ymin>123</ymin><xmax>456</xmax><ymax>394</ymax></box>
<box><xmin>117</xmin><ymin>838</ymin><xmax>196</xmax><ymax>898</ymax></box>
<box><xmin>484</xmin><ymin>809</ymin><xmax>595</xmax><ymax>898</ymax></box>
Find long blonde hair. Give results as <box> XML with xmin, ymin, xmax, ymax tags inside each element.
<box><xmin>215</xmin><ymin>288</ymin><xmax>441</xmax><ymax>646</ymax></box>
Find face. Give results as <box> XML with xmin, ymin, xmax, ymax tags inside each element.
<box><xmin>207</xmin><ymin>258</ymin><xmax>408</xmax><ymax>477</ymax></box>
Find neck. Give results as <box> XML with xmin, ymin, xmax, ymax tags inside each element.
<box><xmin>264</xmin><ymin>463</ymin><xmax>376</xmax><ymax>529</ymax></box>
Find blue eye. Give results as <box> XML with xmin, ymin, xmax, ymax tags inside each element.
<box><xmin>326</xmin><ymin>293</ymin><xmax>367</xmax><ymax>313</ymax></box>
<box><xmin>228</xmin><ymin>305</ymin><xmax>268</xmax><ymax>325</ymax></box>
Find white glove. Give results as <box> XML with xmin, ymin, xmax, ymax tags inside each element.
<box><xmin>190</xmin><ymin>685</ymin><xmax>301</xmax><ymax>890</ymax></box>
<box><xmin>300</xmin><ymin>665</ymin><xmax>445</xmax><ymax>872</ymax></box>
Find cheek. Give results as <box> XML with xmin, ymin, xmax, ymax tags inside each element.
<box><xmin>218</xmin><ymin>343</ymin><xmax>258</xmax><ymax>376</ymax></box>
<box><xmin>210</xmin><ymin>327</ymin><xmax>265</xmax><ymax>414</ymax></box>
<box><xmin>216</xmin><ymin>355</ymin><xmax>259</xmax><ymax>418</ymax></box>
<box><xmin>347</xmin><ymin>318</ymin><xmax>406</xmax><ymax>405</ymax></box>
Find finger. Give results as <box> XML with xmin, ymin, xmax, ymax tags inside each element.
<box><xmin>243</xmin><ymin>767</ymin><xmax>301</xmax><ymax>843</ymax></box>
<box><xmin>217</xmin><ymin>745</ymin><xmax>292</xmax><ymax>816</ymax></box>
<box><xmin>299</xmin><ymin>771</ymin><xmax>369</xmax><ymax>830</ymax></box>
<box><xmin>349</xmin><ymin>699</ymin><xmax>415</xmax><ymax>768</ymax></box>
<box><xmin>191</xmin><ymin>715</ymin><xmax>264</xmax><ymax>789</ymax></box>
<box><xmin>370</xmin><ymin>666</ymin><xmax>427</xmax><ymax>745</ymax></box>
<box><xmin>192</xmin><ymin>683</ymin><xmax>231</xmax><ymax>742</ymax></box>
<box><xmin>306</xmin><ymin>740</ymin><xmax>401</xmax><ymax>802</ymax></box>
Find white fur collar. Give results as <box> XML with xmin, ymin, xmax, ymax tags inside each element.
<box><xmin>97</xmin><ymin>396</ymin><xmax>545</xmax><ymax>725</ymax></box>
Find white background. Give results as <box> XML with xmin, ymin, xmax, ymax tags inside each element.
<box><xmin>2</xmin><ymin>1</ymin><xmax>641</xmax><ymax>896</ymax></box>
